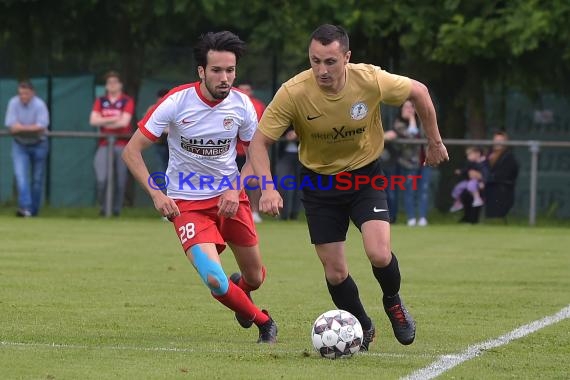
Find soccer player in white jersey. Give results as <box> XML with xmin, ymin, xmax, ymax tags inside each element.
<box><xmin>122</xmin><ymin>31</ymin><xmax>277</xmax><ymax>343</ymax></box>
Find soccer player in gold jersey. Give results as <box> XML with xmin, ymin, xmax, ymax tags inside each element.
<box><xmin>249</xmin><ymin>24</ymin><xmax>449</xmax><ymax>350</ymax></box>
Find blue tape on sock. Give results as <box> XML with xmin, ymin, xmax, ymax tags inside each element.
<box><xmin>190</xmin><ymin>246</ymin><xmax>229</xmax><ymax>295</ymax></box>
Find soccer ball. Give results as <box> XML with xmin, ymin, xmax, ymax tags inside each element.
<box><xmin>311</xmin><ymin>309</ymin><xmax>363</xmax><ymax>359</ymax></box>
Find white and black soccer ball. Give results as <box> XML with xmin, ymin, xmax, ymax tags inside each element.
<box><xmin>311</xmin><ymin>309</ymin><xmax>363</xmax><ymax>359</ymax></box>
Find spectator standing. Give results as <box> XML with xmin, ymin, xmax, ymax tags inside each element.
<box><xmin>393</xmin><ymin>100</ymin><xmax>431</xmax><ymax>227</ymax></box>
<box><xmin>89</xmin><ymin>71</ymin><xmax>135</xmax><ymax>216</ymax></box>
<box><xmin>4</xmin><ymin>80</ymin><xmax>50</xmax><ymax>217</ymax></box>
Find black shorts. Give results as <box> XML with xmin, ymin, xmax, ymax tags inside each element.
<box><xmin>235</xmin><ymin>154</ymin><xmax>246</xmax><ymax>172</ymax></box>
<box><xmin>300</xmin><ymin>159</ymin><xmax>389</xmax><ymax>244</ymax></box>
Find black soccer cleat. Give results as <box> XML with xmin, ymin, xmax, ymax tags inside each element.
<box><xmin>230</xmin><ymin>272</ymin><xmax>254</xmax><ymax>329</ymax></box>
<box><xmin>257</xmin><ymin>310</ymin><xmax>278</xmax><ymax>344</ymax></box>
<box><xmin>384</xmin><ymin>299</ymin><xmax>416</xmax><ymax>345</ymax></box>
<box><xmin>360</xmin><ymin>321</ymin><xmax>376</xmax><ymax>352</ymax></box>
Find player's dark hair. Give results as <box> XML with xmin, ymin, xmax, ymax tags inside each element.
<box><xmin>309</xmin><ymin>24</ymin><xmax>350</xmax><ymax>53</ymax></box>
<box><xmin>194</xmin><ymin>31</ymin><xmax>246</xmax><ymax>69</ymax></box>
<box><xmin>18</xmin><ymin>80</ymin><xmax>34</xmax><ymax>90</ymax></box>
<box><xmin>156</xmin><ymin>88</ymin><xmax>169</xmax><ymax>98</ymax></box>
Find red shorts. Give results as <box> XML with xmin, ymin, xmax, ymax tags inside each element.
<box><xmin>171</xmin><ymin>191</ymin><xmax>258</xmax><ymax>254</ymax></box>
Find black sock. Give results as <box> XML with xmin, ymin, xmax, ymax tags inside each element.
<box><xmin>326</xmin><ymin>275</ymin><xmax>372</xmax><ymax>330</ymax></box>
<box><xmin>372</xmin><ymin>252</ymin><xmax>401</xmax><ymax>307</ymax></box>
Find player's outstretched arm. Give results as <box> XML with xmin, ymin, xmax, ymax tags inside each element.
<box><xmin>249</xmin><ymin>131</ymin><xmax>283</xmax><ymax>217</ymax></box>
<box><xmin>122</xmin><ymin>130</ymin><xmax>180</xmax><ymax>218</ymax></box>
<box><xmin>409</xmin><ymin>79</ymin><xmax>449</xmax><ymax>166</ymax></box>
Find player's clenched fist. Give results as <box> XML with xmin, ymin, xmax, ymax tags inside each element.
<box><xmin>217</xmin><ymin>189</ymin><xmax>240</xmax><ymax>218</ymax></box>
<box><xmin>424</xmin><ymin>141</ymin><xmax>450</xmax><ymax>167</ymax></box>
<box><xmin>259</xmin><ymin>189</ymin><xmax>283</xmax><ymax>217</ymax></box>
<box><xmin>152</xmin><ymin>191</ymin><xmax>179</xmax><ymax>218</ymax></box>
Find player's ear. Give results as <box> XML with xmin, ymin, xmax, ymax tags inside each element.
<box><xmin>345</xmin><ymin>50</ymin><xmax>351</xmax><ymax>64</ymax></box>
<box><xmin>197</xmin><ymin>66</ymin><xmax>205</xmax><ymax>81</ymax></box>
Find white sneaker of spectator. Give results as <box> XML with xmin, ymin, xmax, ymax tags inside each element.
<box><xmin>472</xmin><ymin>197</ymin><xmax>484</xmax><ymax>207</ymax></box>
<box><xmin>449</xmin><ymin>201</ymin><xmax>464</xmax><ymax>212</ymax></box>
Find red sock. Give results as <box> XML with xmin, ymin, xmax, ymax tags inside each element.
<box><xmin>213</xmin><ymin>281</ymin><xmax>269</xmax><ymax>325</ymax></box>
<box><xmin>238</xmin><ymin>266</ymin><xmax>266</xmax><ymax>292</ymax></box>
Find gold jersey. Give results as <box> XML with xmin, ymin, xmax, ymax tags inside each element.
<box><xmin>258</xmin><ymin>63</ymin><xmax>411</xmax><ymax>174</ymax></box>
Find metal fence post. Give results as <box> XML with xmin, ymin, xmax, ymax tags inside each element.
<box><xmin>104</xmin><ymin>136</ymin><xmax>116</xmax><ymax>217</ymax></box>
<box><xmin>528</xmin><ymin>141</ymin><xmax>540</xmax><ymax>226</ymax></box>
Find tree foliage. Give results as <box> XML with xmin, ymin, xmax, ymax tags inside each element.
<box><xmin>0</xmin><ymin>7</ymin><xmax>567</xmax><ymax>144</ymax></box>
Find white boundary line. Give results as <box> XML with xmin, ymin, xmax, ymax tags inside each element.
<box><xmin>403</xmin><ymin>305</ymin><xmax>570</xmax><ymax>380</ymax></box>
<box><xmin>0</xmin><ymin>341</ymin><xmax>434</xmax><ymax>358</ymax></box>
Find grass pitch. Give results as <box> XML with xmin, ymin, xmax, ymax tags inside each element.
<box><xmin>0</xmin><ymin>215</ymin><xmax>569</xmax><ymax>379</ymax></box>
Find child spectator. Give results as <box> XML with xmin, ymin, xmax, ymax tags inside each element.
<box><xmin>450</xmin><ymin>146</ymin><xmax>489</xmax><ymax>212</ymax></box>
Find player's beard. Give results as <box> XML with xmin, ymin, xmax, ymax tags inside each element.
<box><xmin>204</xmin><ymin>76</ymin><xmax>231</xmax><ymax>100</ymax></box>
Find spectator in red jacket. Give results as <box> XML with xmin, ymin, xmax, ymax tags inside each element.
<box><xmin>89</xmin><ymin>71</ymin><xmax>135</xmax><ymax>216</ymax></box>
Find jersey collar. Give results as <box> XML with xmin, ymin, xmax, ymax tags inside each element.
<box><xmin>196</xmin><ymin>82</ymin><xmax>224</xmax><ymax>108</ymax></box>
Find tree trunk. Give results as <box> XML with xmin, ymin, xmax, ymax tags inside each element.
<box><xmin>431</xmin><ymin>65</ymin><xmax>468</xmax><ymax>211</ymax></box>
<box><xmin>464</xmin><ymin>65</ymin><xmax>486</xmax><ymax>139</ymax></box>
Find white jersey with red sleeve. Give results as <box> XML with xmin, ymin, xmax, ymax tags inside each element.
<box><xmin>138</xmin><ymin>82</ymin><xmax>258</xmax><ymax>200</ymax></box>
